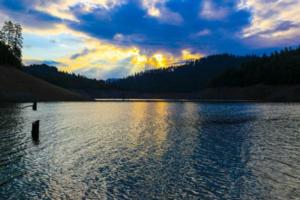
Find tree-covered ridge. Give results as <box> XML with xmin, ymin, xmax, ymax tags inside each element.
<box><xmin>0</xmin><ymin>21</ymin><xmax>23</xmax><ymax>67</ymax></box>
<box><xmin>111</xmin><ymin>54</ymin><xmax>256</xmax><ymax>92</ymax></box>
<box><xmin>25</xmin><ymin>64</ymin><xmax>109</xmax><ymax>90</ymax></box>
<box><xmin>211</xmin><ymin>46</ymin><xmax>300</xmax><ymax>87</ymax></box>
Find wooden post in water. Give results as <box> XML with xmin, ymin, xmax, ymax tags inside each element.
<box><xmin>32</xmin><ymin>120</ymin><xmax>40</xmax><ymax>143</ymax></box>
<box><xmin>32</xmin><ymin>102</ymin><xmax>37</xmax><ymax>111</ymax></box>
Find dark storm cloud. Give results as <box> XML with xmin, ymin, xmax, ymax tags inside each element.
<box><xmin>66</xmin><ymin>0</ymin><xmax>251</xmax><ymax>54</ymax></box>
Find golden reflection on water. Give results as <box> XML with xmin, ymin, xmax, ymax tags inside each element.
<box><xmin>128</xmin><ymin>102</ymin><xmax>170</xmax><ymax>156</ymax></box>
<box><xmin>127</xmin><ymin>102</ymin><xmax>202</xmax><ymax>158</ymax></box>
<box><xmin>151</xmin><ymin>102</ymin><xmax>169</xmax><ymax>152</ymax></box>
<box><xmin>128</xmin><ymin>102</ymin><xmax>147</xmax><ymax>146</ymax></box>
<box><xmin>2</xmin><ymin>103</ymin><xmax>300</xmax><ymax>199</ymax></box>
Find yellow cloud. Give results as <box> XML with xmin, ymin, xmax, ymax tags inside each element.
<box><xmin>181</xmin><ymin>49</ymin><xmax>203</xmax><ymax>61</ymax></box>
<box><xmin>131</xmin><ymin>52</ymin><xmax>174</xmax><ymax>68</ymax></box>
<box><xmin>23</xmin><ymin>24</ymin><xmax>87</xmax><ymax>39</ymax></box>
<box><xmin>21</xmin><ymin>16</ymin><xmax>203</xmax><ymax>79</ymax></box>
<box><xmin>59</xmin><ymin>40</ymin><xmax>144</xmax><ymax>73</ymax></box>
<box><xmin>57</xmin><ymin>32</ymin><xmax>204</xmax><ymax>76</ymax></box>
<box><xmin>131</xmin><ymin>49</ymin><xmax>202</xmax><ymax>69</ymax></box>
<box><xmin>142</xmin><ymin>0</ymin><xmax>164</xmax><ymax>17</ymax></box>
<box><xmin>58</xmin><ymin>40</ymin><xmax>203</xmax><ymax>78</ymax></box>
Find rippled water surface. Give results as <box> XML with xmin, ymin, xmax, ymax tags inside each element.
<box><xmin>0</xmin><ymin>102</ymin><xmax>300</xmax><ymax>199</ymax></box>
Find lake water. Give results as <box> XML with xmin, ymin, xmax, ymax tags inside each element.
<box><xmin>0</xmin><ymin>102</ymin><xmax>300</xmax><ymax>199</ymax></box>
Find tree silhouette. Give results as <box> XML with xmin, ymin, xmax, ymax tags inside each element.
<box><xmin>25</xmin><ymin>64</ymin><xmax>110</xmax><ymax>90</ymax></box>
<box><xmin>111</xmin><ymin>54</ymin><xmax>256</xmax><ymax>92</ymax></box>
<box><xmin>211</xmin><ymin>46</ymin><xmax>300</xmax><ymax>87</ymax></box>
<box><xmin>12</xmin><ymin>23</ymin><xmax>23</xmax><ymax>62</ymax></box>
<box><xmin>0</xmin><ymin>21</ymin><xmax>23</xmax><ymax>67</ymax></box>
<box><xmin>111</xmin><ymin>46</ymin><xmax>300</xmax><ymax>93</ymax></box>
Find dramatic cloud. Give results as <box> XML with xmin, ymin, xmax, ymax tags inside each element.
<box><xmin>0</xmin><ymin>0</ymin><xmax>299</xmax><ymax>79</ymax></box>
<box><xmin>141</xmin><ymin>0</ymin><xmax>183</xmax><ymax>25</ymax></box>
<box><xmin>70</xmin><ymin>48</ymin><xmax>96</xmax><ymax>60</ymax></box>
<box><xmin>32</xmin><ymin>0</ymin><xmax>126</xmax><ymax>21</ymax></box>
<box><xmin>238</xmin><ymin>0</ymin><xmax>300</xmax><ymax>46</ymax></box>
<box><xmin>58</xmin><ymin>37</ymin><xmax>202</xmax><ymax>79</ymax></box>
<box><xmin>200</xmin><ymin>0</ymin><xmax>229</xmax><ymax>20</ymax></box>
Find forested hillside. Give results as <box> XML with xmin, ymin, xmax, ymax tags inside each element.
<box><xmin>211</xmin><ymin>47</ymin><xmax>300</xmax><ymax>87</ymax></box>
<box><xmin>24</xmin><ymin>46</ymin><xmax>300</xmax><ymax>101</ymax></box>
<box><xmin>25</xmin><ymin>64</ymin><xmax>110</xmax><ymax>90</ymax></box>
<box><xmin>111</xmin><ymin>54</ymin><xmax>256</xmax><ymax>92</ymax></box>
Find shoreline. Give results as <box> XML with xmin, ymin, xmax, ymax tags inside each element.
<box><xmin>1</xmin><ymin>98</ymin><xmax>299</xmax><ymax>103</ymax></box>
<box><xmin>73</xmin><ymin>84</ymin><xmax>300</xmax><ymax>103</ymax></box>
<box><xmin>95</xmin><ymin>98</ymin><xmax>258</xmax><ymax>103</ymax></box>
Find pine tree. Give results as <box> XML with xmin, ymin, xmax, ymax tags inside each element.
<box><xmin>0</xmin><ymin>29</ymin><xmax>4</xmax><ymax>44</ymax></box>
<box><xmin>0</xmin><ymin>21</ymin><xmax>23</xmax><ymax>68</ymax></box>
<box><xmin>12</xmin><ymin>23</ymin><xmax>23</xmax><ymax>61</ymax></box>
<box><xmin>1</xmin><ymin>21</ymin><xmax>14</xmax><ymax>47</ymax></box>
<box><xmin>0</xmin><ymin>21</ymin><xmax>23</xmax><ymax>62</ymax></box>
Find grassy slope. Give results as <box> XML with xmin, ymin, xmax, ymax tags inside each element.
<box><xmin>0</xmin><ymin>66</ymin><xmax>87</xmax><ymax>102</ymax></box>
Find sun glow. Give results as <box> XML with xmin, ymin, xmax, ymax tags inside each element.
<box><xmin>181</xmin><ymin>49</ymin><xmax>203</xmax><ymax>61</ymax></box>
<box><xmin>21</xmin><ymin>8</ymin><xmax>204</xmax><ymax>79</ymax></box>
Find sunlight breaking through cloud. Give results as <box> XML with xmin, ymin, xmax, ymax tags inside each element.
<box><xmin>58</xmin><ymin>36</ymin><xmax>203</xmax><ymax>79</ymax></box>
<box><xmin>1</xmin><ymin>0</ymin><xmax>300</xmax><ymax>79</ymax></box>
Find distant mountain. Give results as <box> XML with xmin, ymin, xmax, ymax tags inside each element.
<box><xmin>111</xmin><ymin>54</ymin><xmax>256</xmax><ymax>93</ymax></box>
<box><xmin>25</xmin><ymin>64</ymin><xmax>110</xmax><ymax>90</ymax></box>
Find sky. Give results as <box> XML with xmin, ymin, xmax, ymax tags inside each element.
<box><xmin>0</xmin><ymin>0</ymin><xmax>300</xmax><ymax>79</ymax></box>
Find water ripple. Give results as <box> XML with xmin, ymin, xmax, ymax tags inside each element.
<box><xmin>0</xmin><ymin>102</ymin><xmax>300</xmax><ymax>199</ymax></box>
